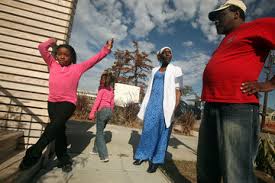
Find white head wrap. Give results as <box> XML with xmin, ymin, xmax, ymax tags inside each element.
<box><xmin>157</xmin><ymin>47</ymin><xmax>172</xmax><ymax>55</ymax></box>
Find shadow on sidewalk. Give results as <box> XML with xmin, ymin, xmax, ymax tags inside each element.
<box><xmin>66</xmin><ymin>120</ymin><xmax>95</xmax><ymax>156</ymax></box>
<box><xmin>32</xmin><ymin>120</ymin><xmax>96</xmax><ymax>182</ymax></box>
<box><xmin>161</xmin><ymin>152</ymin><xmax>193</xmax><ymax>183</ymax></box>
<box><xmin>128</xmin><ymin>130</ymin><xmax>140</xmax><ymax>157</ymax></box>
<box><xmin>127</xmin><ymin>129</ymin><xmax>195</xmax><ymax>182</ymax></box>
<box><xmin>66</xmin><ymin>120</ymin><xmax>112</xmax><ymax>168</ymax></box>
<box><xmin>169</xmin><ymin>136</ymin><xmax>197</xmax><ymax>155</ymax></box>
<box><xmin>128</xmin><ymin>129</ymin><xmax>197</xmax><ymax>157</ymax></box>
<box><xmin>104</xmin><ymin>130</ymin><xmax>113</xmax><ymax>144</ymax></box>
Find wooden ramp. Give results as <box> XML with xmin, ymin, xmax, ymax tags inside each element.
<box><xmin>0</xmin><ymin>130</ymin><xmax>46</xmax><ymax>183</ymax></box>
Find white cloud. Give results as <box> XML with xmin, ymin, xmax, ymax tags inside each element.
<box><xmin>125</xmin><ymin>0</ymin><xmax>165</xmax><ymax>37</ymax></box>
<box><xmin>69</xmin><ymin>0</ymin><xmax>275</xmax><ymax>93</ymax></box>
<box><xmin>123</xmin><ymin>0</ymin><xmax>201</xmax><ymax>38</ymax></box>
<box><xmin>138</xmin><ymin>41</ymin><xmax>156</xmax><ymax>53</ymax></box>
<box><xmin>182</xmin><ymin>41</ymin><xmax>194</xmax><ymax>47</ymax></box>
<box><xmin>246</xmin><ymin>0</ymin><xmax>275</xmax><ymax>19</ymax></box>
<box><xmin>194</xmin><ymin>0</ymin><xmax>275</xmax><ymax>42</ymax></box>
<box><xmin>174</xmin><ymin>52</ymin><xmax>210</xmax><ymax>87</ymax></box>
<box><xmin>191</xmin><ymin>21</ymin><xmax>198</xmax><ymax>28</ymax></box>
<box><xmin>68</xmin><ymin>0</ymin><xmax>213</xmax><ymax>93</ymax></box>
<box><xmin>157</xmin><ymin>25</ymin><xmax>176</xmax><ymax>35</ymax></box>
<box><xmin>193</xmin><ymin>0</ymin><xmax>220</xmax><ymax>42</ymax></box>
<box><xmin>69</xmin><ymin>0</ymin><xmax>128</xmax><ymax>92</ymax></box>
<box><xmin>71</xmin><ymin>0</ymin><xmax>128</xmax><ymax>46</ymax></box>
<box><xmin>72</xmin><ymin>0</ymin><xmax>275</xmax><ymax>48</ymax></box>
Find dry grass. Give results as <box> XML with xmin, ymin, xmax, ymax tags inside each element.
<box><xmin>173</xmin><ymin>112</ymin><xmax>196</xmax><ymax>136</ymax></box>
<box><xmin>72</xmin><ymin>94</ymin><xmax>142</xmax><ymax>128</ymax></box>
<box><xmin>255</xmin><ymin>134</ymin><xmax>275</xmax><ymax>179</ymax></box>
<box><xmin>72</xmin><ymin>93</ymin><xmax>196</xmax><ymax>135</ymax></box>
<box><xmin>109</xmin><ymin>103</ymin><xmax>142</xmax><ymax>128</ymax></box>
<box><xmin>72</xmin><ymin>93</ymin><xmax>94</xmax><ymax>120</ymax></box>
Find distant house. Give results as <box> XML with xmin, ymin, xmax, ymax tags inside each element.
<box><xmin>181</xmin><ymin>94</ymin><xmax>201</xmax><ymax>107</ymax></box>
<box><xmin>267</xmin><ymin>111</ymin><xmax>275</xmax><ymax>122</ymax></box>
<box><xmin>177</xmin><ymin>94</ymin><xmax>202</xmax><ymax>120</ymax></box>
<box><xmin>77</xmin><ymin>90</ymin><xmax>97</xmax><ymax>98</ymax></box>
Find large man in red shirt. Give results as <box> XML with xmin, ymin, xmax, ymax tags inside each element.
<box><xmin>197</xmin><ymin>0</ymin><xmax>275</xmax><ymax>182</ymax></box>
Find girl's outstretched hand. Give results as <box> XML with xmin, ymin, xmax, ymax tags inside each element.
<box><xmin>89</xmin><ymin>113</ymin><xmax>95</xmax><ymax>121</ymax></box>
<box><xmin>49</xmin><ymin>38</ymin><xmax>57</xmax><ymax>47</ymax></box>
<box><xmin>106</xmin><ymin>38</ymin><xmax>114</xmax><ymax>50</ymax></box>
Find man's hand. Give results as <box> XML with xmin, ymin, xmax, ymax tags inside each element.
<box><xmin>241</xmin><ymin>79</ymin><xmax>275</xmax><ymax>95</ymax></box>
<box><xmin>106</xmin><ymin>38</ymin><xmax>114</xmax><ymax>50</ymax></box>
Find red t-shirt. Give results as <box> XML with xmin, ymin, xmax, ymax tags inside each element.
<box><xmin>202</xmin><ymin>17</ymin><xmax>275</xmax><ymax>103</ymax></box>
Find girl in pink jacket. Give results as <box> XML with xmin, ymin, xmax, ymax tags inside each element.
<box><xmin>89</xmin><ymin>71</ymin><xmax>114</xmax><ymax>162</ymax></box>
<box><xmin>19</xmin><ymin>38</ymin><xmax>113</xmax><ymax>172</ymax></box>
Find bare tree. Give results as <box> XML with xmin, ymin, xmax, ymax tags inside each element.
<box><xmin>109</xmin><ymin>41</ymin><xmax>153</xmax><ymax>90</ymax></box>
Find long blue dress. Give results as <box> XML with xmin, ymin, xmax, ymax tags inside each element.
<box><xmin>134</xmin><ymin>71</ymin><xmax>171</xmax><ymax>164</ymax></box>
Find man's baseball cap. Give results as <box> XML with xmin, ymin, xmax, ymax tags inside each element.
<box><xmin>208</xmin><ymin>0</ymin><xmax>247</xmax><ymax>21</ymax></box>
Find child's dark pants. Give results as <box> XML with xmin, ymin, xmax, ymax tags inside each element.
<box><xmin>22</xmin><ymin>101</ymin><xmax>75</xmax><ymax>168</ymax></box>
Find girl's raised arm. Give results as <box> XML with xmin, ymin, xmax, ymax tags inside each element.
<box><xmin>78</xmin><ymin>39</ymin><xmax>114</xmax><ymax>74</ymax></box>
<box><xmin>38</xmin><ymin>38</ymin><xmax>57</xmax><ymax>66</ymax></box>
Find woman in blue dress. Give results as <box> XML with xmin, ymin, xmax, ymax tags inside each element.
<box><xmin>133</xmin><ymin>47</ymin><xmax>183</xmax><ymax>173</ymax></box>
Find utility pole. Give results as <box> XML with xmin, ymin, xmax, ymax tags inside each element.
<box><xmin>261</xmin><ymin>50</ymin><xmax>275</xmax><ymax>130</ymax></box>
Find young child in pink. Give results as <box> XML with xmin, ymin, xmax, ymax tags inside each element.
<box><xmin>19</xmin><ymin>38</ymin><xmax>113</xmax><ymax>172</ymax></box>
<box><xmin>89</xmin><ymin>71</ymin><xmax>114</xmax><ymax>162</ymax></box>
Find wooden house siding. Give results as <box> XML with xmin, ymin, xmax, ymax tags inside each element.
<box><xmin>0</xmin><ymin>0</ymin><xmax>78</xmax><ymax>147</ymax></box>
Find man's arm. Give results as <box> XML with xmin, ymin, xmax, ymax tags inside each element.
<box><xmin>241</xmin><ymin>49</ymin><xmax>275</xmax><ymax>94</ymax></box>
<box><xmin>241</xmin><ymin>76</ymin><xmax>275</xmax><ymax>94</ymax></box>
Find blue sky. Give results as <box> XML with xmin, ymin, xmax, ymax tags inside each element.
<box><xmin>70</xmin><ymin>0</ymin><xmax>275</xmax><ymax>109</ymax></box>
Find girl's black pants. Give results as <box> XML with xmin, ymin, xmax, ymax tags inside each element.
<box><xmin>26</xmin><ymin>101</ymin><xmax>76</xmax><ymax>164</ymax></box>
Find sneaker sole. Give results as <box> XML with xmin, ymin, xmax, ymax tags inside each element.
<box><xmin>100</xmin><ymin>159</ymin><xmax>109</xmax><ymax>162</ymax></box>
<box><xmin>90</xmin><ymin>152</ymin><xmax>98</xmax><ymax>155</ymax></box>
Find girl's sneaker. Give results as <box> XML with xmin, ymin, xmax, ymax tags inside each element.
<box><xmin>19</xmin><ymin>148</ymin><xmax>41</xmax><ymax>170</ymax></box>
<box><xmin>62</xmin><ymin>163</ymin><xmax>72</xmax><ymax>172</ymax></box>
<box><xmin>90</xmin><ymin>151</ymin><xmax>98</xmax><ymax>155</ymax></box>
<box><xmin>57</xmin><ymin>160</ymin><xmax>73</xmax><ymax>172</ymax></box>
<box><xmin>100</xmin><ymin>158</ymin><xmax>109</xmax><ymax>162</ymax></box>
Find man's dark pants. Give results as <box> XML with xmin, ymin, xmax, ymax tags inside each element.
<box><xmin>197</xmin><ymin>103</ymin><xmax>260</xmax><ymax>183</ymax></box>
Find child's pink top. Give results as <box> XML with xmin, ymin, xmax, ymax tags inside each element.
<box><xmin>89</xmin><ymin>87</ymin><xmax>114</xmax><ymax>118</ymax></box>
<box><xmin>38</xmin><ymin>39</ymin><xmax>111</xmax><ymax>105</ymax></box>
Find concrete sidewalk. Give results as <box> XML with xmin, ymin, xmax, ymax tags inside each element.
<box><xmin>33</xmin><ymin>121</ymin><xmax>198</xmax><ymax>183</ymax></box>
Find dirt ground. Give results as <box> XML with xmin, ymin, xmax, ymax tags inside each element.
<box><xmin>160</xmin><ymin>160</ymin><xmax>274</xmax><ymax>183</ymax></box>
<box><xmin>160</xmin><ymin>160</ymin><xmax>196</xmax><ymax>183</ymax></box>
